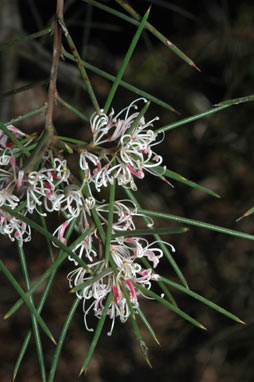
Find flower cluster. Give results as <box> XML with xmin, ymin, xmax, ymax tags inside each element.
<box><xmin>67</xmin><ymin>200</ymin><xmax>175</xmax><ymax>335</ymax></box>
<box><xmin>0</xmin><ymin>99</ymin><xmax>174</xmax><ymax>334</ymax></box>
<box><xmin>81</xmin><ymin>98</ymin><xmax>164</xmax><ymax>191</ymax></box>
<box><xmin>0</xmin><ymin>127</ymin><xmax>93</xmax><ymax>245</ymax></box>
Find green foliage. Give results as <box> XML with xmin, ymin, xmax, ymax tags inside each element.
<box><xmin>0</xmin><ymin>0</ymin><xmax>253</xmax><ymax>380</ymax></box>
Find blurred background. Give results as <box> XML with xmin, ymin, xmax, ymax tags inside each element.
<box><xmin>0</xmin><ymin>0</ymin><xmax>254</xmax><ymax>381</ymax></box>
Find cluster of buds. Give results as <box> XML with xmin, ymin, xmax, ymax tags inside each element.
<box><xmin>0</xmin><ymin>99</ymin><xmax>174</xmax><ymax>333</ymax></box>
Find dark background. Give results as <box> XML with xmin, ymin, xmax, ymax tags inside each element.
<box><xmin>0</xmin><ymin>0</ymin><xmax>254</xmax><ymax>381</ymax></box>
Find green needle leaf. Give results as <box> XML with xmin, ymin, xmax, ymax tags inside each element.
<box><xmin>156</xmin><ymin>94</ymin><xmax>254</xmax><ymax>134</ymax></box>
<box><xmin>17</xmin><ymin>243</ymin><xmax>46</xmax><ymax>382</ymax></box>
<box><xmin>105</xmin><ymin>182</ymin><xmax>116</xmax><ymax>267</ymax></box>
<box><xmin>48</xmin><ymin>298</ymin><xmax>80</xmax><ymax>382</ymax></box>
<box><xmin>71</xmin><ymin>268</ymin><xmax>113</xmax><ymax>294</ymax></box>
<box><xmin>91</xmin><ymin>207</ymin><xmax>106</xmax><ymax>245</ymax></box>
<box><xmin>121</xmin><ymin>282</ymin><xmax>152</xmax><ymax>367</ymax></box>
<box><xmin>236</xmin><ymin>205</ymin><xmax>254</xmax><ymax>222</ymax></box>
<box><xmin>5</xmin><ymin>224</ymin><xmax>94</xmax><ymax>319</ymax></box>
<box><xmin>124</xmin><ymin>188</ymin><xmax>189</xmax><ymax>288</ymax></box>
<box><xmin>159</xmin><ymin>276</ymin><xmax>245</xmax><ymax>324</ymax></box>
<box><xmin>134</xmin><ymin>283</ymin><xmax>206</xmax><ymax>330</ymax></box>
<box><xmin>5</xmin><ymin>104</ymin><xmax>47</xmax><ymax>126</ymax></box>
<box><xmin>38</xmin><ymin>206</ymin><xmax>55</xmax><ymax>262</ymax></box>
<box><xmin>115</xmin><ymin>0</ymin><xmax>200</xmax><ymax>70</ymax></box>
<box><xmin>156</xmin><ymin>105</ymin><xmax>229</xmax><ymax>133</ymax></box>
<box><xmin>13</xmin><ymin>332</ymin><xmax>32</xmax><ymax>381</ymax></box>
<box><xmin>125</xmin><ymin>99</ymin><xmax>151</xmax><ymax>136</ymax></box>
<box><xmin>62</xmin><ymin>48</ymin><xmax>177</xmax><ymax>113</ymax></box>
<box><xmin>56</xmin><ymin>94</ymin><xmax>89</xmax><ymax>122</ymax></box>
<box><xmin>136</xmin><ymin>306</ymin><xmax>160</xmax><ymax>345</ymax></box>
<box><xmin>84</xmin><ymin>0</ymin><xmax>199</xmax><ymax>70</ymax></box>
<box><xmin>153</xmin><ymin>166</ymin><xmax>220</xmax><ymax>198</ymax></box>
<box><xmin>13</xmin><ymin>215</ymin><xmax>80</xmax><ymax>381</ymax></box>
<box><xmin>0</xmin><ymin>80</ymin><xmax>48</xmax><ymax>99</ymax></box>
<box><xmin>139</xmin><ymin>209</ymin><xmax>254</xmax><ymax>241</ymax></box>
<box><xmin>214</xmin><ymin>94</ymin><xmax>254</xmax><ymax>106</ymax></box>
<box><xmin>58</xmin><ymin>14</ymin><xmax>100</xmax><ymax>112</ymax></box>
<box><xmin>0</xmin><ymin>25</ymin><xmax>53</xmax><ymax>52</ymax></box>
<box><xmin>104</xmin><ymin>6</ymin><xmax>150</xmax><ymax>113</ymax></box>
<box><xmin>79</xmin><ymin>292</ymin><xmax>113</xmax><ymax>375</ymax></box>
<box><xmin>55</xmin><ymin>135</ymin><xmax>88</xmax><ymax>146</ymax></box>
<box><xmin>0</xmin><ymin>258</ymin><xmax>56</xmax><ymax>344</ymax></box>
<box><xmin>1</xmin><ymin>206</ymin><xmax>91</xmax><ymax>272</ymax></box>
<box><xmin>112</xmin><ymin>226</ymin><xmax>188</xmax><ymax>238</ymax></box>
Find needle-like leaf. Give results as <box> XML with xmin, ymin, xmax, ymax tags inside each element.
<box><xmin>139</xmin><ymin>209</ymin><xmax>254</xmax><ymax>241</ymax></box>
<box><xmin>58</xmin><ymin>14</ymin><xmax>100</xmax><ymax>112</ymax></box>
<box><xmin>0</xmin><ymin>258</ymin><xmax>56</xmax><ymax>344</ymax></box>
<box><xmin>156</xmin><ymin>95</ymin><xmax>254</xmax><ymax>134</ymax></box>
<box><xmin>0</xmin><ymin>25</ymin><xmax>53</xmax><ymax>52</ymax></box>
<box><xmin>79</xmin><ymin>292</ymin><xmax>113</xmax><ymax>375</ymax></box>
<box><xmin>105</xmin><ymin>182</ymin><xmax>116</xmax><ymax>267</ymax></box>
<box><xmin>17</xmin><ymin>243</ymin><xmax>46</xmax><ymax>382</ymax></box>
<box><xmin>134</xmin><ymin>283</ymin><xmax>206</xmax><ymax>330</ymax></box>
<box><xmin>62</xmin><ymin>48</ymin><xmax>177</xmax><ymax>113</ymax></box>
<box><xmin>159</xmin><ymin>276</ymin><xmax>245</xmax><ymax>324</ymax></box>
<box><xmin>104</xmin><ymin>6</ymin><xmax>150</xmax><ymax>113</ymax></box>
<box><xmin>48</xmin><ymin>298</ymin><xmax>80</xmax><ymax>382</ymax></box>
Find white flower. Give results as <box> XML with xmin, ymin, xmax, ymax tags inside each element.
<box><xmin>70</xmin><ymin>230</ymin><xmax>97</xmax><ymax>264</ymax></box>
<box><xmin>52</xmin><ymin>158</ymin><xmax>70</xmax><ymax>186</ymax></box>
<box><xmin>0</xmin><ymin>209</ymin><xmax>31</xmax><ymax>246</ymax></box>
<box><xmin>50</xmin><ymin>186</ymin><xmax>83</xmax><ymax>217</ymax></box>
<box><xmin>90</xmin><ymin>110</ymin><xmax>111</xmax><ymax>145</ymax></box>
<box><xmin>96</xmin><ymin>199</ymin><xmax>138</xmax><ymax>232</ymax></box>
<box><xmin>88</xmin><ymin>98</ymin><xmax>164</xmax><ymax>191</ymax></box>
<box><xmin>0</xmin><ymin>189</ymin><xmax>20</xmax><ymax>209</ymax></box>
<box><xmin>67</xmin><ymin>230</ymin><xmax>170</xmax><ymax>335</ymax></box>
<box><xmin>0</xmin><ymin>125</ymin><xmax>28</xmax><ymax>150</ymax></box>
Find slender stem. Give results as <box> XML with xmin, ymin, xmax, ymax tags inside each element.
<box><xmin>56</xmin><ymin>92</ymin><xmax>89</xmax><ymax>122</ymax></box>
<box><xmin>48</xmin><ymin>298</ymin><xmax>80</xmax><ymax>382</ymax></box>
<box><xmin>0</xmin><ymin>26</ymin><xmax>53</xmax><ymax>52</ymax></box>
<box><xmin>115</xmin><ymin>0</ymin><xmax>200</xmax><ymax>71</ymax></box>
<box><xmin>45</xmin><ymin>0</ymin><xmax>63</xmax><ymax>135</ymax></box>
<box><xmin>5</xmin><ymin>104</ymin><xmax>47</xmax><ymax>126</ymax></box>
<box><xmin>125</xmin><ymin>100</ymin><xmax>151</xmax><ymax>136</ymax></box>
<box><xmin>17</xmin><ymin>243</ymin><xmax>46</xmax><ymax>382</ymax></box>
<box><xmin>105</xmin><ymin>182</ymin><xmax>116</xmax><ymax>267</ymax></box>
<box><xmin>58</xmin><ymin>14</ymin><xmax>100</xmax><ymax>112</ymax></box>
<box><xmin>0</xmin><ymin>257</ymin><xmax>56</xmax><ymax>343</ymax></box>
<box><xmin>13</xmin><ymin>217</ymin><xmax>79</xmax><ymax>380</ymax></box>
<box><xmin>63</xmin><ymin>48</ymin><xmax>177</xmax><ymax>113</ymax></box>
<box><xmin>104</xmin><ymin>6</ymin><xmax>150</xmax><ymax>113</ymax></box>
<box><xmin>139</xmin><ymin>209</ymin><xmax>254</xmax><ymax>241</ymax></box>
<box><xmin>79</xmin><ymin>292</ymin><xmax>113</xmax><ymax>375</ymax></box>
<box><xmin>159</xmin><ymin>276</ymin><xmax>245</xmax><ymax>324</ymax></box>
<box><xmin>125</xmin><ymin>188</ymin><xmax>189</xmax><ymax>288</ymax></box>
<box><xmin>156</xmin><ymin>104</ymin><xmax>230</xmax><ymax>133</ymax></box>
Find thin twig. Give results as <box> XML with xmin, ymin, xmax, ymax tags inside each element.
<box><xmin>45</xmin><ymin>0</ymin><xmax>64</xmax><ymax>135</ymax></box>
